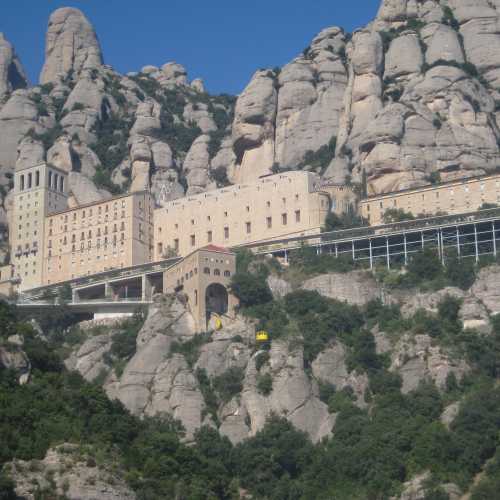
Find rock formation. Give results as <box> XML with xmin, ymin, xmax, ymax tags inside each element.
<box><xmin>40</xmin><ymin>7</ymin><xmax>103</xmax><ymax>84</ymax></box>
<box><xmin>0</xmin><ymin>33</ymin><xmax>27</xmax><ymax>98</ymax></box>
<box><xmin>4</xmin><ymin>443</ymin><xmax>136</xmax><ymax>500</ymax></box>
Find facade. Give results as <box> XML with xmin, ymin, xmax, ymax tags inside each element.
<box><xmin>43</xmin><ymin>191</ymin><xmax>154</xmax><ymax>285</ymax></box>
<box><xmin>12</xmin><ymin>163</ymin><xmax>68</xmax><ymax>290</ymax></box>
<box><xmin>153</xmin><ymin>171</ymin><xmax>331</xmax><ymax>259</ymax></box>
<box><xmin>9</xmin><ymin>162</ymin><xmax>154</xmax><ymax>291</ymax></box>
<box><xmin>163</xmin><ymin>245</ymin><xmax>237</xmax><ymax>331</ymax></box>
<box><xmin>360</xmin><ymin>173</ymin><xmax>500</xmax><ymax>226</ymax></box>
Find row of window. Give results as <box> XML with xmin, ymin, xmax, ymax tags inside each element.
<box><xmin>175</xmin><ymin>267</ymin><xmax>231</xmax><ymax>287</ymax></box>
<box><xmin>49</xmin><ymin>222</ymin><xmax>127</xmax><ymax>239</ymax></box>
<box><xmin>162</xmin><ymin>211</ymin><xmax>302</xmax><ymax>239</ymax></box>
<box><xmin>366</xmin><ymin>183</ymin><xmax>500</xmax><ymax>212</ymax></box>
<box><xmin>48</xmin><ymin>234</ymin><xmax>126</xmax><ymax>251</ymax></box>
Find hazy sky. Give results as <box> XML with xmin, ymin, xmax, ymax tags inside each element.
<box><xmin>3</xmin><ymin>0</ymin><xmax>380</xmax><ymax>95</ymax></box>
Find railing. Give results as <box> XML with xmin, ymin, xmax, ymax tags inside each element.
<box><xmin>247</xmin><ymin>207</ymin><xmax>500</xmax><ymax>254</ymax></box>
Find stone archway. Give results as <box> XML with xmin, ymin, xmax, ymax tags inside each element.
<box><xmin>205</xmin><ymin>283</ymin><xmax>228</xmax><ymax>319</ymax></box>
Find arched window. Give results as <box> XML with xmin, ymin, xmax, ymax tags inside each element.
<box><xmin>203</xmin><ymin>267</ymin><xmax>210</xmax><ymax>275</ymax></box>
<box><xmin>224</xmin><ymin>270</ymin><xmax>231</xmax><ymax>277</ymax></box>
<box><xmin>214</xmin><ymin>269</ymin><xmax>221</xmax><ymax>276</ymax></box>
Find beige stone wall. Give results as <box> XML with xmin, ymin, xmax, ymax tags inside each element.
<box><xmin>360</xmin><ymin>173</ymin><xmax>500</xmax><ymax>226</ymax></box>
<box><xmin>0</xmin><ymin>264</ymin><xmax>15</xmax><ymax>297</ymax></box>
<box><xmin>43</xmin><ymin>192</ymin><xmax>154</xmax><ymax>285</ymax></box>
<box><xmin>164</xmin><ymin>246</ymin><xmax>236</xmax><ymax>331</ymax></box>
<box><xmin>154</xmin><ymin>171</ymin><xmax>330</xmax><ymax>258</ymax></box>
<box><xmin>12</xmin><ymin>163</ymin><xmax>68</xmax><ymax>291</ymax></box>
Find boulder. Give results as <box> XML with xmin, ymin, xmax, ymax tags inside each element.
<box><xmin>40</xmin><ymin>7</ymin><xmax>103</xmax><ymax>84</ymax></box>
<box><xmin>267</xmin><ymin>275</ymin><xmax>293</xmax><ymax>299</ymax></box>
<box><xmin>471</xmin><ymin>265</ymin><xmax>500</xmax><ymax>315</ymax></box>
<box><xmin>312</xmin><ymin>343</ymin><xmax>369</xmax><ymax>408</ymax></box>
<box><xmin>5</xmin><ymin>443</ymin><xmax>136</xmax><ymax>500</ymax></box>
<box><xmin>302</xmin><ymin>271</ymin><xmax>380</xmax><ymax>306</ymax></box>
<box><xmin>15</xmin><ymin>137</ymin><xmax>45</xmax><ymax>171</ymax></box>
<box><xmin>183</xmin><ymin>134</ymin><xmax>212</xmax><ymax>194</ymax></box>
<box><xmin>390</xmin><ymin>334</ymin><xmax>469</xmax><ymax>393</ymax></box>
<box><xmin>231</xmin><ymin>70</ymin><xmax>277</xmax><ymax>182</ymax></box>
<box><xmin>0</xmin><ymin>90</ymin><xmax>40</xmax><ymax>172</ymax></box>
<box><xmin>384</xmin><ymin>33</ymin><xmax>423</xmax><ymax>78</ymax></box>
<box><xmin>0</xmin><ymin>33</ymin><xmax>27</xmax><ymax>97</ymax></box>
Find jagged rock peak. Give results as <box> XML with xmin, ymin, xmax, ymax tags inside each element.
<box><xmin>0</xmin><ymin>32</ymin><xmax>27</xmax><ymax>97</ymax></box>
<box><xmin>40</xmin><ymin>7</ymin><xmax>103</xmax><ymax>85</ymax></box>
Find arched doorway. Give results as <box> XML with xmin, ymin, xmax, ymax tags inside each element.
<box><xmin>205</xmin><ymin>283</ymin><xmax>228</xmax><ymax>319</ymax></box>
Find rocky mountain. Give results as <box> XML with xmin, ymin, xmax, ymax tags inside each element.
<box><xmin>0</xmin><ymin>0</ymin><xmax>500</xmax><ymax>249</ymax></box>
<box><xmin>4</xmin><ymin>250</ymin><xmax>500</xmax><ymax>498</ymax></box>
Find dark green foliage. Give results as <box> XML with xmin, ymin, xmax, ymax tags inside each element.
<box><xmin>324</xmin><ymin>211</ymin><xmax>368</xmax><ymax>231</ymax></box>
<box><xmin>0</xmin><ymin>473</ymin><xmax>17</xmax><ymax>500</ymax></box>
<box><xmin>89</xmin><ymin>112</ymin><xmax>130</xmax><ymax>193</ymax></box>
<box><xmin>233</xmin><ymin>416</ymin><xmax>314</xmax><ymax>498</ymax></box>
<box><xmin>429</xmin><ymin>171</ymin><xmax>442</xmax><ymax>184</ymax></box>
<box><xmin>407</xmin><ymin>248</ymin><xmax>443</xmax><ymax>283</ymax></box>
<box><xmin>382</xmin><ymin>208</ymin><xmax>416</xmax><ymax>223</ymax></box>
<box><xmin>106</xmin><ymin>313</ymin><xmax>144</xmax><ymax>364</ymax></box>
<box><xmin>211</xmin><ymin>165</ymin><xmax>230</xmax><ymax>187</ymax></box>
<box><xmin>26</xmin><ymin>124</ymin><xmax>63</xmax><ymax>151</ymax></box>
<box><xmin>195</xmin><ymin>368</ymin><xmax>219</xmax><ymax>422</ymax></box>
<box><xmin>229</xmin><ymin>272</ymin><xmax>273</xmax><ymax>308</ymax></box>
<box><xmin>442</xmin><ymin>6</ymin><xmax>460</xmax><ymax>30</ymax></box>
<box><xmin>256</xmin><ymin>373</ymin><xmax>273</xmax><ymax>395</ymax></box>
<box><xmin>212</xmin><ymin>367</ymin><xmax>244</xmax><ymax>403</ymax></box>
<box><xmin>30</xmin><ymin>93</ymin><xmax>49</xmax><ymax>116</ymax></box>
<box><xmin>288</xmin><ymin>246</ymin><xmax>361</xmax><ymax>274</ymax></box>
<box><xmin>298</xmin><ymin>136</ymin><xmax>337</xmax><ymax>174</ymax></box>
<box><xmin>170</xmin><ymin>332</ymin><xmax>211</xmax><ymax>368</ymax></box>
<box><xmin>71</xmin><ymin>102</ymin><xmax>85</xmax><ymax>112</ymax></box>
<box><xmin>255</xmin><ymin>351</ymin><xmax>270</xmax><ymax>371</ymax></box>
<box><xmin>284</xmin><ymin>289</ymin><xmax>364</xmax><ymax>365</ymax></box>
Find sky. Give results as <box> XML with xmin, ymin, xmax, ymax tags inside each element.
<box><xmin>2</xmin><ymin>0</ymin><xmax>380</xmax><ymax>96</ymax></box>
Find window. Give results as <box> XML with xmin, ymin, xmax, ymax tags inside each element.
<box><xmin>295</xmin><ymin>210</ymin><xmax>301</xmax><ymax>223</ymax></box>
<box><xmin>224</xmin><ymin>227</ymin><xmax>229</xmax><ymax>239</ymax></box>
<box><xmin>207</xmin><ymin>230</ymin><xmax>213</xmax><ymax>243</ymax></box>
<box><xmin>224</xmin><ymin>211</ymin><xmax>228</xmax><ymax>217</ymax></box>
<box><xmin>282</xmin><ymin>213</ymin><xmax>287</xmax><ymax>225</ymax></box>
<box><xmin>174</xmin><ymin>239</ymin><xmax>179</xmax><ymax>251</ymax></box>
<box><xmin>59</xmin><ymin>176</ymin><xmax>64</xmax><ymax>192</ymax></box>
<box><xmin>20</xmin><ymin>174</ymin><xmax>25</xmax><ymax>191</ymax></box>
<box><xmin>120</xmin><ymin>222</ymin><xmax>125</xmax><ymax>231</ymax></box>
<box><xmin>204</xmin><ymin>267</ymin><xmax>210</xmax><ymax>274</ymax></box>
<box><xmin>224</xmin><ymin>270</ymin><xmax>231</xmax><ymax>277</ymax></box>
<box><xmin>246</xmin><ymin>206</ymin><xmax>250</xmax><ymax>212</ymax></box>
<box><xmin>190</xmin><ymin>234</ymin><xmax>196</xmax><ymax>246</ymax></box>
<box><xmin>158</xmin><ymin>243</ymin><xmax>163</xmax><ymax>255</ymax></box>
<box><xmin>191</xmin><ymin>219</ymin><xmax>195</xmax><ymax>225</ymax></box>
<box><xmin>214</xmin><ymin>269</ymin><xmax>221</xmax><ymax>276</ymax></box>
<box><xmin>194</xmin><ymin>289</ymin><xmax>198</xmax><ymax>305</ymax></box>
<box><xmin>28</xmin><ymin>173</ymin><xmax>32</xmax><ymax>189</ymax></box>
<box><xmin>379</xmin><ymin>202</ymin><xmax>383</xmax><ymax>209</ymax></box>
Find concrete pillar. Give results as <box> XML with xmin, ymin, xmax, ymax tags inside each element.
<box><xmin>142</xmin><ymin>274</ymin><xmax>152</xmax><ymax>301</ymax></box>
<box><xmin>104</xmin><ymin>282</ymin><xmax>112</xmax><ymax>300</ymax></box>
<box><xmin>72</xmin><ymin>288</ymin><xmax>78</xmax><ymax>303</ymax></box>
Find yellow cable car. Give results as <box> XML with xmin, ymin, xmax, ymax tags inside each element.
<box><xmin>213</xmin><ymin>314</ymin><xmax>223</xmax><ymax>331</ymax></box>
<box><xmin>256</xmin><ymin>330</ymin><xmax>269</xmax><ymax>342</ymax></box>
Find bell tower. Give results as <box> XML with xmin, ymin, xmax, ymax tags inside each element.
<box><xmin>11</xmin><ymin>163</ymin><xmax>68</xmax><ymax>291</ymax></box>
